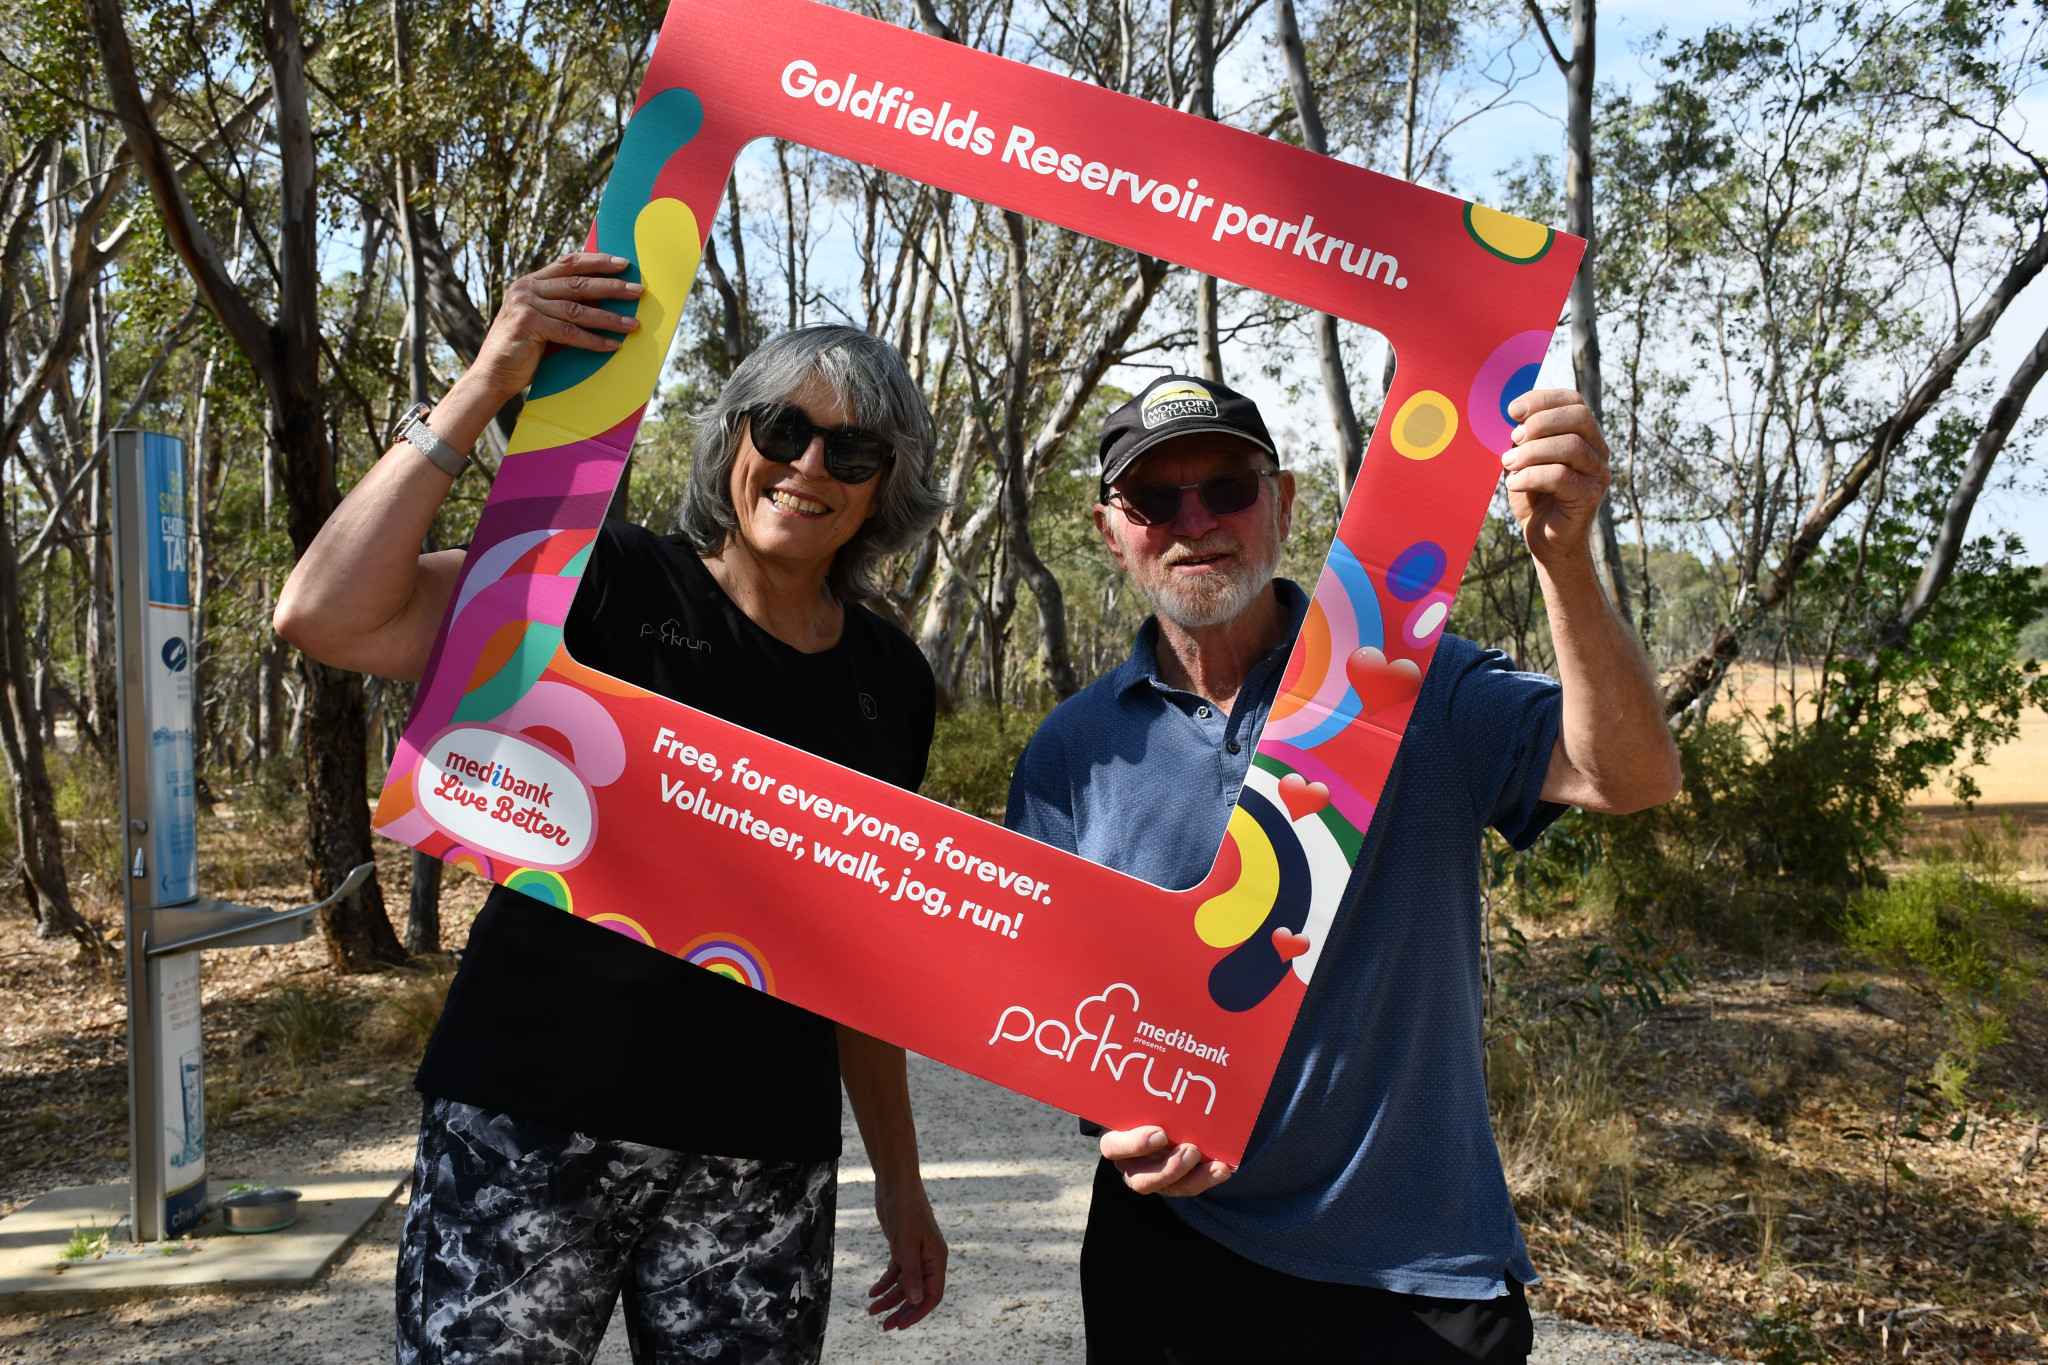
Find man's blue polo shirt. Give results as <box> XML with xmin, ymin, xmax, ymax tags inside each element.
<box><xmin>1005</xmin><ymin>579</ymin><xmax>1563</xmax><ymax>1298</ymax></box>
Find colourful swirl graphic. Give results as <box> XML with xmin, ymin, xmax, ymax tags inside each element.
<box><xmin>1245</xmin><ymin>759</ymin><xmax>1362</xmax><ymax>984</ymax></box>
<box><xmin>505</xmin><ymin>866</ymin><xmax>573</xmax><ymax>911</ymax></box>
<box><xmin>443</xmin><ymin>845</ymin><xmax>494</xmax><ymax>881</ymax></box>
<box><xmin>681</xmin><ymin>934</ymin><xmax>775</xmax><ymax>995</ymax></box>
<box><xmin>1266</xmin><ymin>541</ymin><xmax>1383</xmax><ymax>752</ymax></box>
<box><xmin>1198</xmin><ymin>788</ymin><xmax>1314</xmax><ymax>1012</ymax></box>
<box><xmin>1402</xmin><ymin>592</ymin><xmax>1456</xmax><ymax>649</ymax></box>
<box><xmin>525</xmin><ymin>87</ymin><xmax>705</xmax><ymax>403</ymax></box>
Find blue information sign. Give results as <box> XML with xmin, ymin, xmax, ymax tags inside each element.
<box><xmin>141</xmin><ymin>432</ymin><xmax>196</xmax><ymax>906</ymax></box>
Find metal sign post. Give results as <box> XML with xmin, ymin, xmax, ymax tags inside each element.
<box><xmin>111</xmin><ymin>430</ymin><xmax>371</xmax><ymax>1242</ymax></box>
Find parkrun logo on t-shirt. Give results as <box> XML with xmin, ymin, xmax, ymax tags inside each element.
<box><xmin>415</xmin><ymin>725</ymin><xmax>596</xmax><ymax>870</ymax></box>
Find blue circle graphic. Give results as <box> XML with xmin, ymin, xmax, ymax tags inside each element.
<box><xmin>161</xmin><ymin>638</ymin><xmax>188</xmax><ymax>672</ymax></box>
<box><xmin>1386</xmin><ymin>542</ymin><xmax>1448</xmax><ymax>602</ymax></box>
<box><xmin>1499</xmin><ymin>363</ymin><xmax>1543</xmax><ymax>426</ymax></box>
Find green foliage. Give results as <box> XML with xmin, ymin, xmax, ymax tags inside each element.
<box><xmin>249</xmin><ymin>752</ymin><xmax>305</xmax><ymax>823</ymax></box>
<box><xmin>1594</xmin><ymin>716</ymin><xmax>1914</xmax><ymax>942</ymax></box>
<box><xmin>1498</xmin><ymin>406</ymin><xmax>2048</xmax><ymax>947</ymax></box>
<box><xmin>919</xmin><ymin>705</ymin><xmax>1049</xmax><ymax>822</ymax></box>
<box><xmin>1843</xmin><ymin>864</ymin><xmax>2032</xmax><ymax>999</ymax></box>
<box><xmin>1745</xmin><ymin>1305</ymin><xmax>1828</xmax><ymax>1365</ymax></box>
<box><xmin>59</xmin><ymin>1223</ymin><xmax>110</xmax><ymax>1264</ymax></box>
<box><xmin>1841</xmin><ymin>852</ymin><xmax>2033</xmax><ymax>1106</ymax></box>
<box><xmin>1489</xmin><ymin>912</ymin><xmax>1695</xmax><ymax>1035</ymax></box>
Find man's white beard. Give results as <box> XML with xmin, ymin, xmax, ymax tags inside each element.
<box><xmin>1135</xmin><ymin>531</ymin><xmax>1286</xmax><ymax>630</ymax></box>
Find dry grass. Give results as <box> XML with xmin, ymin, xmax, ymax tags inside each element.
<box><xmin>1498</xmin><ymin>896</ymin><xmax>2048</xmax><ymax>1361</ymax></box>
<box><xmin>0</xmin><ymin>798</ymin><xmax>488</xmax><ymax>1216</ymax></box>
<box><xmin>366</xmin><ymin>959</ymin><xmax>458</xmax><ymax>1057</ymax></box>
<box><xmin>1492</xmin><ymin>1032</ymin><xmax>1636</xmax><ymax>1212</ymax></box>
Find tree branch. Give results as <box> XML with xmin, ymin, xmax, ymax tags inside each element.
<box><xmin>1661</xmin><ymin>224</ymin><xmax>2048</xmax><ymax>716</ymax></box>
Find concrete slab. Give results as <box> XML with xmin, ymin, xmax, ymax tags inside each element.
<box><xmin>0</xmin><ymin>1170</ymin><xmax>407</xmax><ymax>1312</ymax></box>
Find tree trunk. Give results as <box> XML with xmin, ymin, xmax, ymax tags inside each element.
<box><xmin>301</xmin><ymin>655</ymin><xmax>400</xmax><ymax>968</ymax></box>
<box><xmin>259</xmin><ymin>633</ymin><xmax>285</xmax><ymax>759</ymax></box>
<box><xmin>1560</xmin><ymin>0</ymin><xmax>1630</xmax><ymax>617</ymax></box>
<box><xmin>999</xmin><ymin>211</ymin><xmax>1079</xmax><ymax>700</ymax></box>
<box><xmin>1660</xmin><ymin>224</ymin><xmax>2048</xmax><ymax>717</ymax></box>
<box><xmin>1273</xmin><ymin>0</ymin><xmax>1364</xmax><ymax>495</ymax></box>
<box><xmin>406</xmin><ymin>851</ymin><xmax>442</xmax><ymax>955</ymax></box>
<box><xmin>90</xmin><ymin>0</ymin><xmax>401</xmax><ymax>968</ymax></box>
<box><xmin>1876</xmin><ymin>319</ymin><xmax>2048</xmax><ymax>655</ymax></box>
<box><xmin>0</xmin><ymin>145</ymin><xmax>96</xmax><ymax>952</ymax></box>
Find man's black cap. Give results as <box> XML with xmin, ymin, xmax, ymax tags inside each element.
<box><xmin>1097</xmin><ymin>374</ymin><xmax>1278</xmax><ymax>499</ymax></box>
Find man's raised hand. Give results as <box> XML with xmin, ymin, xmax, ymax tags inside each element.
<box><xmin>1101</xmin><ymin>1127</ymin><xmax>1234</xmax><ymax>1197</ymax></box>
<box><xmin>1502</xmin><ymin>388</ymin><xmax>1612</xmax><ymax>567</ymax></box>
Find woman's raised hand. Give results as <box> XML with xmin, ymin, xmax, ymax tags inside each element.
<box><xmin>469</xmin><ymin>251</ymin><xmax>645</xmax><ymax>404</ymax></box>
<box><xmin>277</xmin><ymin>252</ymin><xmax>637</xmax><ymax>680</ymax></box>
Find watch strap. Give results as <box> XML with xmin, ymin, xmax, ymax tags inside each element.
<box><xmin>395</xmin><ymin>403</ymin><xmax>469</xmax><ymax>478</ymax></box>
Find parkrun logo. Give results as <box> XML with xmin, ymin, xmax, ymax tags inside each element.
<box><xmin>988</xmin><ymin>983</ymin><xmax>1219</xmax><ymax>1115</ymax></box>
<box><xmin>416</xmin><ymin>725</ymin><xmax>596</xmax><ymax>870</ymax></box>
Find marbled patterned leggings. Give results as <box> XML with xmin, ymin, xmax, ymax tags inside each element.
<box><xmin>396</xmin><ymin>1097</ymin><xmax>837</xmax><ymax>1365</ymax></box>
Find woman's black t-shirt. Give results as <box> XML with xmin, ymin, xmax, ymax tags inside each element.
<box><xmin>413</xmin><ymin>520</ymin><xmax>936</xmax><ymax>1161</ymax></box>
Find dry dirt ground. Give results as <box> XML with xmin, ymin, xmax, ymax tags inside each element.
<box><xmin>5</xmin><ymin>798</ymin><xmax>2047</xmax><ymax>1360</ymax></box>
<box><xmin>0</xmin><ymin>1050</ymin><xmax>1730</xmax><ymax>1365</ymax></box>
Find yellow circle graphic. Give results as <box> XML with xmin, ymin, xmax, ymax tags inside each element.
<box><xmin>1463</xmin><ymin>203</ymin><xmax>1555</xmax><ymax>264</ymax></box>
<box><xmin>1390</xmin><ymin>391</ymin><xmax>1459</xmax><ymax>460</ymax></box>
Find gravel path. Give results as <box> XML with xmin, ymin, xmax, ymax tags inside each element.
<box><xmin>0</xmin><ymin>1056</ymin><xmax>1731</xmax><ymax>1363</ymax></box>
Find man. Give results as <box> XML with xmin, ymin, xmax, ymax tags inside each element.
<box><xmin>1005</xmin><ymin>374</ymin><xmax>1680</xmax><ymax>1363</ymax></box>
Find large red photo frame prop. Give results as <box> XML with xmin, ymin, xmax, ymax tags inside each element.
<box><xmin>374</xmin><ymin>0</ymin><xmax>1581</xmax><ymax>1164</ymax></box>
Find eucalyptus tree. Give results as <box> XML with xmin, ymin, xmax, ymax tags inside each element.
<box><xmin>1596</xmin><ymin>1</ymin><xmax>2048</xmax><ymax>724</ymax></box>
<box><xmin>86</xmin><ymin>0</ymin><xmax>410</xmax><ymax>969</ymax></box>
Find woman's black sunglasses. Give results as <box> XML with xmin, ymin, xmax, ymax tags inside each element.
<box><xmin>1108</xmin><ymin>468</ymin><xmax>1278</xmax><ymax>527</ymax></box>
<box><xmin>745</xmin><ymin>404</ymin><xmax>895</xmax><ymax>485</ymax></box>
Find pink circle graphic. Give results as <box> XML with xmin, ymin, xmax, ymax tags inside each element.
<box><xmin>1467</xmin><ymin>330</ymin><xmax>1554</xmax><ymax>455</ymax></box>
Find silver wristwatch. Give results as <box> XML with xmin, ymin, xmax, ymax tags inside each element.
<box><xmin>391</xmin><ymin>402</ymin><xmax>470</xmax><ymax>478</ymax></box>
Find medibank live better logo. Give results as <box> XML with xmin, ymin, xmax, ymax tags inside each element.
<box><xmin>417</xmin><ymin>725</ymin><xmax>597</xmax><ymax>870</ymax></box>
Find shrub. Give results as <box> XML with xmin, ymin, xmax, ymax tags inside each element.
<box><xmin>919</xmin><ymin>704</ymin><xmax>1049</xmax><ymax>822</ymax></box>
<box><xmin>1497</xmin><ymin>713</ymin><xmax>1923</xmax><ymax>946</ymax></box>
<box><xmin>1745</xmin><ymin>1305</ymin><xmax>1828</xmax><ymax>1365</ymax></box>
<box><xmin>1840</xmin><ymin>858</ymin><xmax>2032</xmax><ymax>1105</ymax></box>
<box><xmin>1842</xmin><ymin>864</ymin><xmax>2031</xmax><ymax>998</ymax></box>
<box><xmin>250</xmin><ymin>751</ymin><xmax>303</xmax><ymax>822</ymax></box>
<box><xmin>255</xmin><ymin>986</ymin><xmax>352</xmax><ymax>1078</ymax></box>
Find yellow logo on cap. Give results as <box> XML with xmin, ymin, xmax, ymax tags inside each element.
<box><xmin>1141</xmin><ymin>380</ymin><xmax>1218</xmax><ymax>429</ymax></box>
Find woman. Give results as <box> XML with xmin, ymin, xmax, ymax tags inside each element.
<box><xmin>276</xmin><ymin>252</ymin><xmax>950</xmax><ymax>1364</ymax></box>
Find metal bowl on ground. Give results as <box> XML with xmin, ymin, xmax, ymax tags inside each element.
<box><xmin>217</xmin><ymin>1188</ymin><xmax>300</xmax><ymax>1233</ymax></box>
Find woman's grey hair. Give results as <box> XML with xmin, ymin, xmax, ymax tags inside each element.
<box><xmin>676</xmin><ymin>324</ymin><xmax>946</xmax><ymax>601</ymax></box>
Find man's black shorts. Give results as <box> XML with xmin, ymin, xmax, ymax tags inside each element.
<box><xmin>1081</xmin><ymin>1159</ymin><xmax>1534</xmax><ymax>1364</ymax></box>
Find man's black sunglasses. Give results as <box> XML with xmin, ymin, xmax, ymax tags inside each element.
<box><xmin>1108</xmin><ymin>468</ymin><xmax>1279</xmax><ymax>527</ymax></box>
<box><xmin>745</xmin><ymin>404</ymin><xmax>895</xmax><ymax>485</ymax></box>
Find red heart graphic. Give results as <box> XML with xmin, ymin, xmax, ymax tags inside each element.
<box><xmin>1345</xmin><ymin>646</ymin><xmax>1423</xmax><ymax>718</ymax></box>
<box><xmin>1271</xmin><ymin>927</ymin><xmax>1312</xmax><ymax>962</ymax></box>
<box><xmin>1277</xmin><ymin>773</ymin><xmax>1330</xmax><ymax>822</ymax></box>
